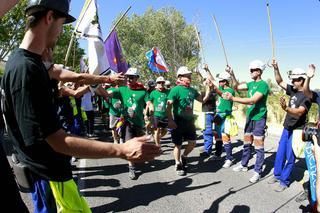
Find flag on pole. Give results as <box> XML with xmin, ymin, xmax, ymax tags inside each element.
<box><xmin>74</xmin><ymin>0</ymin><xmax>110</xmax><ymax>76</ymax></box>
<box><xmin>80</xmin><ymin>57</ymin><xmax>88</xmax><ymax>73</ymax></box>
<box><xmin>104</xmin><ymin>30</ymin><xmax>128</xmax><ymax>73</ymax></box>
<box><xmin>146</xmin><ymin>47</ymin><xmax>169</xmax><ymax>73</ymax></box>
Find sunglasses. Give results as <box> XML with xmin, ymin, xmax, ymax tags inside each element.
<box><xmin>157</xmin><ymin>82</ymin><xmax>165</xmax><ymax>84</ymax></box>
<box><xmin>250</xmin><ymin>69</ymin><xmax>260</xmax><ymax>73</ymax></box>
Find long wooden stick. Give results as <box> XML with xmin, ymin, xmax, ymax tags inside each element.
<box><xmin>104</xmin><ymin>6</ymin><xmax>132</xmax><ymax>42</ymax></box>
<box><xmin>211</xmin><ymin>14</ymin><xmax>229</xmax><ymax>66</ymax></box>
<box><xmin>266</xmin><ymin>3</ymin><xmax>275</xmax><ymax>60</ymax></box>
<box><xmin>194</xmin><ymin>25</ymin><xmax>206</xmax><ymax>65</ymax></box>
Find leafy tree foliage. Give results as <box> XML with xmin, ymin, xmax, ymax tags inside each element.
<box><xmin>0</xmin><ymin>0</ymin><xmax>27</xmax><ymax>60</ymax></box>
<box><xmin>115</xmin><ymin>7</ymin><xmax>201</xmax><ymax>87</ymax></box>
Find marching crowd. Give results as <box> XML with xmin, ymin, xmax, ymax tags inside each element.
<box><xmin>1</xmin><ymin>0</ymin><xmax>320</xmax><ymax>213</ymax></box>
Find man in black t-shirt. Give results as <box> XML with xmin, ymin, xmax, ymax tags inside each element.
<box><xmin>1</xmin><ymin>0</ymin><xmax>161</xmax><ymax>212</ymax></box>
<box><xmin>269</xmin><ymin>60</ymin><xmax>311</xmax><ymax>192</ymax></box>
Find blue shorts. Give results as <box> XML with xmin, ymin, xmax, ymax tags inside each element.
<box><xmin>244</xmin><ymin>117</ymin><xmax>266</xmax><ymax>137</ymax></box>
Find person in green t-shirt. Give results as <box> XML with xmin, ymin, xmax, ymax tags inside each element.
<box><xmin>203</xmin><ymin>65</ymin><xmax>236</xmax><ymax>168</ymax></box>
<box><xmin>148</xmin><ymin>76</ymin><xmax>170</xmax><ymax>146</ymax></box>
<box><xmin>224</xmin><ymin>60</ymin><xmax>270</xmax><ymax>183</ymax></box>
<box><xmin>167</xmin><ymin>66</ymin><xmax>214</xmax><ymax>176</ymax></box>
<box><xmin>107</xmin><ymin>82</ymin><xmax>125</xmax><ymax>144</ymax></box>
<box><xmin>107</xmin><ymin>67</ymin><xmax>150</xmax><ymax>180</ymax></box>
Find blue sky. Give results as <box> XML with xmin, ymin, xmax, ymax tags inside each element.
<box><xmin>69</xmin><ymin>0</ymin><xmax>320</xmax><ymax>88</ymax></box>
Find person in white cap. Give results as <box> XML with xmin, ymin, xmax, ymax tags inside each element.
<box><xmin>106</xmin><ymin>67</ymin><xmax>151</xmax><ymax>180</ymax></box>
<box><xmin>167</xmin><ymin>66</ymin><xmax>213</xmax><ymax>176</ymax></box>
<box><xmin>267</xmin><ymin>60</ymin><xmax>311</xmax><ymax>192</ymax></box>
<box><xmin>225</xmin><ymin>60</ymin><xmax>269</xmax><ymax>183</ymax></box>
<box><xmin>203</xmin><ymin>65</ymin><xmax>236</xmax><ymax>168</ymax></box>
<box><xmin>165</xmin><ymin>80</ymin><xmax>172</xmax><ymax>90</ymax></box>
<box><xmin>147</xmin><ymin>76</ymin><xmax>169</xmax><ymax>146</ymax></box>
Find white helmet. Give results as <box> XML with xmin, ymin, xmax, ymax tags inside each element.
<box><xmin>216</xmin><ymin>71</ymin><xmax>231</xmax><ymax>81</ymax></box>
<box><xmin>165</xmin><ymin>80</ymin><xmax>171</xmax><ymax>86</ymax></box>
<box><xmin>125</xmin><ymin>67</ymin><xmax>140</xmax><ymax>77</ymax></box>
<box><xmin>156</xmin><ymin>76</ymin><xmax>165</xmax><ymax>83</ymax></box>
<box><xmin>177</xmin><ymin>66</ymin><xmax>192</xmax><ymax>77</ymax></box>
<box><xmin>249</xmin><ymin>60</ymin><xmax>266</xmax><ymax>71</ymax></box>
<box><xmin>288</xmin><ymin>68</ymin><xmax>306</xmax><ymax>79</ymax></box>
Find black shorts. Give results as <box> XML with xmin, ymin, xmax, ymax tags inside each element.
<box><xmin>171</xmin><ymin>117</ymin><xmax>197</xmax><ymax>146</ymax></box>
<box><xmin>154</xmin><ymin>116</ymin><xmax>168</xmax><ymax>129</ymax></box>
<box><xmin>122</xmin><ymin>122</ymin><xmax>145</xmax><ymax>142</ymax></box>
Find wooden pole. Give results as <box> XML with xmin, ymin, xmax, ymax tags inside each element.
<box><xmin>211</xmin><ymin>14</ymin><xmax>229</xmax><ymax>66</ymax></box>
<box><xmin>266</xmin><ymin>3</ymin><xmax>275</xmax><ymax>60</ymax></box>
<box><xmin>194</xmin><ymin>25</ymin><xmax>206</xmax><ymax>65</ymax></box>
<box><xmin>64</xmin><ymin>0</ymin><xmax>93</xmax><ymax>66</ymax></box>
<box><xmin>104</xmin><ymin>6</ymin><xmax>132</xmax><ymax>42</ymax></box>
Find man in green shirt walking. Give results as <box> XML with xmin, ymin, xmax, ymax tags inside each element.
<box><xmin>107</xmin><ymin>67</ymin><xmax>150</xmax><ymax>180</ymax></box>
<box><xmin>148</xmin><ymin>76</ymin><xmax>169</xmax><ymax>146</ymax></box>
<box><xmin>225</xmin><ymin>60</ymin><xmax>269</xmax><ymax>183</ymax></box>
<box><xmin>167</xmin><ymin>66</ymin><xmax>212</xmax><ymax>176</ymax></box>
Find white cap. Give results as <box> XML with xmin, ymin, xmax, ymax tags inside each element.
<box><xmin>156</xmin><ymin>76</ymin><xmax>165</xmax><ymax>83</ymax></box>
<box><xmin>249</xmin><ymin>60</ymin><xmax>266</xmax><ymax>71</ymax></box>
<box><xmin>165</xmin><ymin>80</ymin><xmax>171</xmax><ymax>86</ymax></box>
<box><xmin>125</xmin><ymin>67</ymin><xmax>140</xmax><ymax>76</ymax></box>
<box><xmin>177</xmin><ymin>66</ymin><xmax>192</xmax><ymax>77</ymax></box>
<box><xmin>288</xmin><ymin>68</ymin><xmax>306</xmax><ymax>79</ymax></box>
<box><xmin>216</xmin><ymin>71</ymin><xmax>231</xmax><ymax>81</ymax></box>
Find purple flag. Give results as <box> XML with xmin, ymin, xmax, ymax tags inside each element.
<box><xmin>104</xmin><ymin>30</ymin><xmax>128</xmax><ymax>73</ymax></box>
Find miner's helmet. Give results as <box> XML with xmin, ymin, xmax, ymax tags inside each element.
<box><xmin>25</xmin><ymin>0</ymin><xmax>76</xmax><ymax>24</ymax></box>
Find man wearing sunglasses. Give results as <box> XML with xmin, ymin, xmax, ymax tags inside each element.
<box><xmin>268</xmin><ymin>60</ymin><xmax>311</xmax><ymax>192</ymax></box>
<box><xmin>225</xmin><ymin>60</ymin><xmax>269</xmax><ymax>183</ymax></box>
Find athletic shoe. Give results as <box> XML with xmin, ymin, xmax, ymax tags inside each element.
<box><xmin>267</xmin><ymin>176</ymin><xmax>279</xmax><ymax>184</ymax></box>
<box><xmin>128</xmin><ymin>166</ymin><xmax>137</xmax><ymax>180</ymax></box>
<box><xmin>275</xmin><ymin>184</ymin><xmax>288</xmax><ymax>192</ymax></box>
<box><xmin>249</xmin><ymin>172</ymin><xmax>261</xmax><ymax>183</ymax></box>
<box><xmin>232</xmin><ymin>164</ymin><xmax>248</xmax><ymax>172</ymax></box>
<box><xmin>176</xmin><ymin>164</ymin><xmax>186</xmax><ymax>176</ymax></box>
<box><xmin>222</xmin><ymin>159</ymin><xmax>233</xmax><ymax>168</ymax></box>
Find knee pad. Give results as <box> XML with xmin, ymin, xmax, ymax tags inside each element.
<box><xmin>244</xmin><ymin>133</ymin><xmax>253</xmax><ymax>144</ymax></box>
<box><xmin>253</xmin><ymin>136</ymin><xmax>264</xmax><ymax>149</ymax></box>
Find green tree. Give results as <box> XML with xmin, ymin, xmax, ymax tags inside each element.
<box><xmin>53</xmin><ymin>25</ymin><xmax>85</xmax><ymax>72</ymax></box>
<box><xmin>115</xmin><ymin>7</ymin><xmax>200</xmax><ymax>87</ymax></box>
<box><xmin>0</xmin><ymin>0</ymin><xmax>27</xmax><ymax>60</ymax></box>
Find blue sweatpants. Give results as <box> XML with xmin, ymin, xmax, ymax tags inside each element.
<box><xmin>203</xmin><ymin>113</ymin><xmax>222</xmax><ymax>155</ymax></box>
<box><xmin>273</xmin><ymin>128</ymin><xmax>296</xmax><ymax>187</ymax></box>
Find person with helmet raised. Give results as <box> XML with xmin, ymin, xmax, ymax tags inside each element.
<box><xmin>147</xmin><ymin>76</ymin><xmax>170</xmax><ymax>146</ymax></box>
<box><xmin>203</xmin><ymin>64</ymin><xmax>236</xmax><ymax>168</ymax></box>
<box><xmin>167</xmin><ymin>66</ymin><xmax>213</xmax><ymax>176</ymax></box>
<box><xmin>224</xmin><ymin>60</ymin><xmax>270</xmax><ymax>183</ymax></box>
<box><xmin>0</xmin><ymin>1</ymin><xmax>161</xmax><ymax>212</ymax></box>
<box><xmin>267</xmin><ymin>60</ymin><xmax>311</xmax><ymax>192</ymax></box>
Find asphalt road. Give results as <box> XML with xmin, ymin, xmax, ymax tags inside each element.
<box><xmin>18</xmin><ymin>118</ymin><xmax>311</xmax><ymax>213</ymax></box>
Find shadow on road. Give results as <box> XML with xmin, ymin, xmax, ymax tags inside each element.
<box><xmin>83</xmin><ymin>177</ymin><xmax>220</xmax><ymax>212</ymax></box>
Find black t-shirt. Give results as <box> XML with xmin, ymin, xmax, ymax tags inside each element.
<box><xmin>1</xmin><ymin>48</ymin><xmax>72</xmax><ymax>181</ymax></box>
<box><xmin>283</xmin><ymin>85</ymin><xmax>311</xmax><ymax>130</ymax></box>
<box><xmin>202</xmin><ymin>90</ymin><xmax>216</xmax><ymax>112</ymax></box>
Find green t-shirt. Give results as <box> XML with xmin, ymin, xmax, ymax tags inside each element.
<box><xmin>217</xmin><ymin>86</ymin><xmax>235</xmax><ymax>114</ymax></box>
<box><xmin>246</xmin><ymin>80</ymin><xmax>269</xmax><ymax>120</ymax></box>
<box><xmin>107</xmin><ymin>87</ymin><xmax>123</xmax><ymax>117</ymax></box>
<box><xmin>113</xmin><ymin>86</ymin><xmax>148</xmax><ymax>127</ymax></box>
<box><xmin>149</xmin><ymin>89</ymin><xmax>169</xmax><ymax>118</ymax></box>
<box><xmin>167</xmin><ymin>85</ymin><xmax>200</xmax><ymax>120</ymax></box>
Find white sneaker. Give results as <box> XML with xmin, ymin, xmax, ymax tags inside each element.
<box><xmin>222</xmin><ymin>160</ymin><xmax>233</xmax><ymax>168</ymax></box>
<box><xmin>232</xmin><ymin>164</ymin><xmax>248</xmax><ymax>172</ymax></box>
<box><xmin>249</xmin><ymin>172</ymin><xmax>261</xmax><ymax>183</ymax></box>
